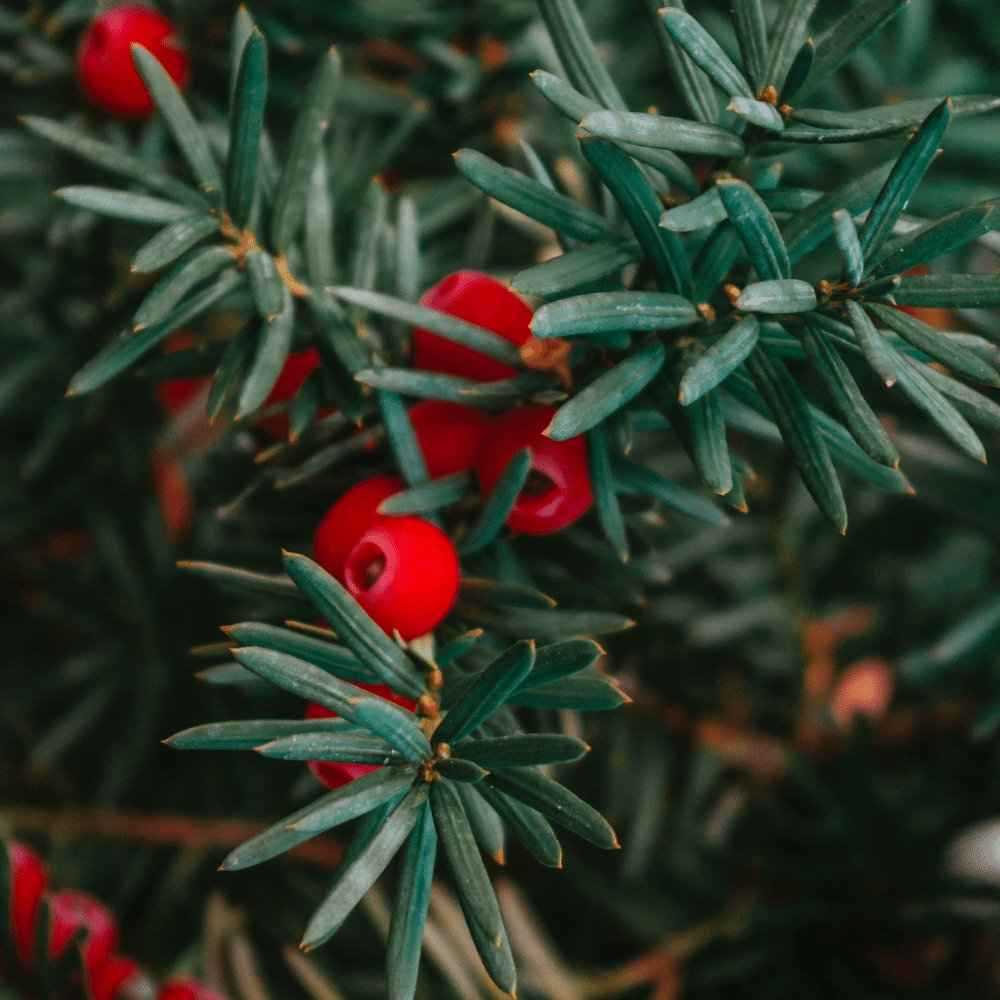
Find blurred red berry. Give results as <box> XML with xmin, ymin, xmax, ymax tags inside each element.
<box><xmin>306</xmin><ymin>685</ymin><xmax>417</xmax><ymax>790</ymax></box>
<box><xmin>475</xmin><ymin>405</ymin><xmax>592</xmax><ymax>535</ymax></box>
<box><xmin>48</xmin><ymin>890</ymin><xmax>117</xmax><ymax>976</ymax></box>
<box><xmin>89</xmin><ymin>955</ymin><xmax>147</xmax><ymax>1000</ymax></box>
<box><xmin>409</xmin><ymin>400</ymin><xmax>492</xmax><ymax>478</ymax></box>
<box><xmin>344</xmin><ymin>516</ymin><xmax>459</xmax><ymax>639</ymax></box>
<box><xmin>151</xmin><ymin>448</ymin><xmax>194</xmax><ymax>542</ymax></box>
<box><xmin>8</xmin><ymin>841</ymin><xmax>47</xmax><ymax>967</ymax></box>
<box><xmin>414</xmin><ymin>271</ymin><xmax>532</xmax><ymax>382</ymax></box>
<box><xmin>156</xmin><ymin>333</ymin><xmax>206</xmax><ymax>419</ymax></box>
<box><xmin>158</xmin><ymin>979</ymin><xmax>230</xmax><ymax>1000</ymax></box>
<box><xmin>77</xmin><ymin>5</ymin><xmax>189</xmax><ymax>117</ymax></box>
<box><xmin>313</xmin><ymin>476</ymin><xmax>403</xmax><ymax>582</ymax></box>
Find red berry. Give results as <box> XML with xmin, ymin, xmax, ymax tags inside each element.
<box><xmin>475</xmin><ymin>405</ymin><xmax>593</xmax><ymax>535</ymax></box>
<box><xmin>156</xmin><ymin>333</ymin><xmax>205</xmax><ymax>418</ymax></box>
<box><xmin>306</xmin><ymin>685</ymin><xmax>417</xmax><ymax>790</ymax></box>
<box><xmin>894</xmin><ymin>264</ymin><xmax>954</xmax><ymax>328</ymax></box>
<box><xmin>89</xmin><ymin>955</ymin><xmax>147</xmax><ymax>1000</ymax></box>
<box><xmin>256</xmin><ymin>348</ymin><xmax>333</xmax><ymax>440</ymax></box>
<box><xmin>77</xmin><ymin>5</ymin><xmax>189</xmax><ymax>118</ymax></box>
<box><xmin>48</xmin><ymin>890</ymin><xmax>117</xmax><ymax>975</ymax></box>
<box><xmin>151</xmin><ymin>448</ymin><xmax>194</xmax><ymax>542</ymax></box>
<box><xmin>414</xmin><ymin>271</ymin><xmax>532</xmax><ymax>382</ymax></box>
<box><xmin>409</xmin><ymin>400</ymin><xmax>492</xmax><ymax>478</ymax></box>
<box><xmin>158</xmin><ymin>979</ymin><xmax>230</xmax><ymax>1000</ymax></box>
<box><xmin>313</xmin><ymin>476</ymin><xmax>403</xmax><ymax>582</ymax></box>
<box><xmin>344</xmin><ymin>517</ymin><xmax>459</xmax><ymax>639</ymax></box>
<box><xmin>8</xmin><ymin>841</ymin><xmax>47</xmax><ymax>967</ymax></box>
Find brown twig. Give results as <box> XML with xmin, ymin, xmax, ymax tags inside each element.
<box><xmin>0</xmin><ymin>806</ymin><xmax>343</xmax><ymax>869</ymax></box>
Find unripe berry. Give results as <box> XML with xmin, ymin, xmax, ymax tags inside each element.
<box><xmin>830</xmin><ymin>658</ymin><xmax>894</xmax><ymax>731</ymax></box>
<box><xmin>8</xmin><ymin>841</ymin><xmax>47</xmax><ymax>967</ymax></box>
<box><xmin>414</xmin><ymin>271</ymin><xmax>532</xmax><ymax>382</ymax></box>
<box><xmin>158</xmin><ymin>979</ymin><xmax>231</xmax><ymax>1000</ymax></box>
<box><xmin>475</xmin><ymin>405</ymin><xmax>593</xmax><ymax>535</ymax></box>
<box><xmin>77</xmin><ymin>5</ymin><xmax>189</xmax><ymax>118</ymax></box>
<box><xmin>409</xmin><ymin>400</ymin><xmax>492</xmax><ymax>478</ymax></box>
<box><xmin>89</xmin><ymin>955</ymin><xmax>148</xmax><ymax>1000</ymax></box>
<box><xmin>313</xmin><ymin>476</ymin><xmax>403</xmax><ymax>582</ymax></box>
<box><xmin>48</xmin><ymin>890</ymin><xmax>117</xmax><ymax>976</ymax></box>
<box><xmin>306</xmin><ymin>685</ymin><xmax>418</xmax><ymax>790</ymax></box>
<box><xmin>344</xmin><ymin>517</ymin><xmax>459</xmax><ymax>639</ymax></box>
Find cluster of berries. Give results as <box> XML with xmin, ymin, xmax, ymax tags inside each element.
<box><xmin>311</xmin><ymin>271</ymin><xmax>593</xmax><ymax>642</ymax></box>
<box><xmin>6</xmin><ymin>841</ymin><xmax>225</xmax><ymax>1000</ymax></box>
<box><xmin>299</xmin><ymin>273</ymin><xmax>595</xmax><ymax>791</ymax></box>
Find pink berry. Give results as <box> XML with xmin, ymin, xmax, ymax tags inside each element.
<box><xmin>48</xmin><ymin>890</ymin><xmax>117</xmax><ymax>977</ymax></box>
<box><xmin>830</xmin><ymin>658</ymin><xmax>895</xmax><ymax>731</ymax></box>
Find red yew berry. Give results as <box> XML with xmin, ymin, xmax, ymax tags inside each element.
<box><xmin>409</xmin><ymin>400</ymin><xmax>492</xmax><ymax>478</ymax></box>
<box><xmin>156</xmin><ymin>333</ymin><xmax>205</xmax><ymax>419</ymax></box>
<box><xmin>344</xmin><ymin>517</ymin><xmax>459</xmax><ymax>639</ymax></box>
<box><xmin>151</xmin><ymin>448</ymin><xmax>195</xmax><ymax>542</ymax></box>
<box><xmin>77</xmin><ymin>5</ymin><xmax>189</xmax><ymax>118</ymax></box>
<box><xmin>158</xmin><ymin>979</ymin><xmax>230</xmax><ymax>1000</ymax></box>
<box><xmin>48</xmin><ymin>890</ymin><xmax>117</xmax><ymax>976</ymax></box>
<box><xmin>8</xmin><ymin>841</ymin><xmax>47</xmax><ymax>967</ymax></box>
<box><xmin>89</xmin><ymin>955</ymin><xmax>147</xmax><ymax>1000</ymax></box>
<box><xmin>475</xmin><ymin>405</ymin><xmax>593</xmax><ymax>535</ymax></box>
<box><xmin>313</xmin><ymin>476</ymin><xmax>403</xmax><ymax>582</ymax></box>
<box><xmin>255</xmin><ymin>348</ymin><xmax>331</xmax><ymax>440</ymax></box>
<box><xmin>305</xmin><ymin>685</ymin><xmax>418</xmax><ymax>789</ymax></box>
<box><xmin>414</xmin><ymin>271</ymin><xmax>532</xmax><ymax>382</ymax></box>
<box><xmin>895</xmin><ymin>265</ymin><xmax>954</xmax><ymax>328</ymax></box>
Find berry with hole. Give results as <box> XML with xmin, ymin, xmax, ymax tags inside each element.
<box><xmin>313</xmin><ymin>476</ymin><xmax>403</xmax><ymax>582</ymax></box>
<box><xmin>475</xmin><ymin>405</ymin><xmax>592</xmax><ymax>535</ymax></box>
<box><xmin>48</xmin><ymin>890</ymin><xmax>117</xmax><ymax>977</ymax></box>
<box><xmin>343</xmin><ymin>517</ymin><xmax>459</xmax><ymax>639</ymax></box>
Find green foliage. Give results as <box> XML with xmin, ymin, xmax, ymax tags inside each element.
<box><xmin>169</xmin><ymin>554</ymin><xmax>620</xmax><ymax>995</ymax></box>
<box><xmin>4</xmin><ymin>0</ymin><xmax>1000</xmax><ymax>998</ymax></box>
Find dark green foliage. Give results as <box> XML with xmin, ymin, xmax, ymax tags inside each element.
<box><xmin>4</xmin><ymin>1</ymin><xmax>1000</xmax><ymax>999</ymax></box>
